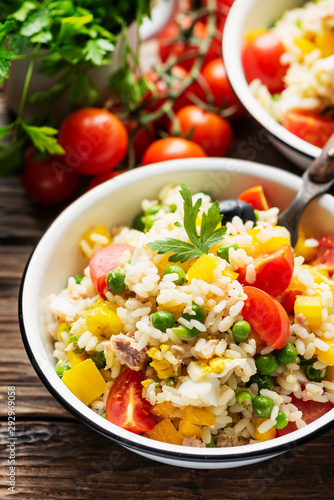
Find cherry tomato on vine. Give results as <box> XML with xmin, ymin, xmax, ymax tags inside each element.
<box><xmin>141</xmin><ymin>137</ymin><xmax>207</xmax><ymax>165</ymax></box>
<box><xmin>170</xmin><ymin>105</ymin><xmax>233</xmax><ymax>157</ymax></box>
<box><xmin>87</xmin><ymin>170</ymin><xmax>124</xmax><ymax>191</ymax></box>
<box><xmin>59</xmin><ymin>108</ymin><xmax>128</xmax><ymax>176</ymax></box>
<box><xmin>242</xmin><ymin>31</ymin><xmax>288</xmax><ymax>94</ymax></box>
<box><xmin>105</xmin><ymin>367</ymin><xmax>156</xmax><ymax>434</ymax></box>
<box><xmin>282</xmin><ymin>110</ymin><xmax>334</xmax><ymax>148</ymax></box>
<box><xmin>20</xmin><ymin>149</ymin><xmax>80</xmax><ymax>206</ymax></box>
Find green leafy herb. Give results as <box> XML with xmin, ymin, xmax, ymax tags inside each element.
<box><xmin>22</xmin><ymin>124</ymin><xmax>65</xmax><ymax>155</ymax></box>
<box><xmin>147</xmin><ymin>183</ymin><xmax>226</xmax><ymax>263</ymax></box>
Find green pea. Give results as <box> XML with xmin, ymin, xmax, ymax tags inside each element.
<box><xmin>275</xmin><ymin>343</ymin><xmax>298</xmax><ymax>365</ymax></box>
<box><xmin>305</xmin><ymin>364</ymin><xmax>328</xmax><ymax>382</ymax></box>
<box><xmin>217</xmin><ymin>244</ymin><xmax>239</xmax><ymax>262</ymax></box>
<box><xmin>250</xmin><ymin>374</ymin><xmax>274</xmax><ymax>391</ymax></box>
<box><xmin>107</xmin><ymin>268</ymin><xmax>126</xmax><ymax>294</ymax></box>
<box><xmin>166</xmin><ymin>377</ymin><xmax>175</xmax><ymax>386</ymax></box>
<box><xmin>55</xmin><ymin>361</ymin><xmax>70</xmax><ymax>378</ymax></box>
<box><xmin>101</xmin><ymin>413</ymin><xmax>106</xmax><ymax>419</ymax></box>
<box><xmin>152</xmin><ymin>311</ymin><xmax>175</xmax><ymax>332</ymax></box>
<box><xmin>144</xmin><ymin>214</ymin><xmax>157</xmax><ymax>232</ymax></box>
<box><xmin>206</xmin><ymin>435</ymin><xmax>215</xmax><ymax>448</ymax></box>
<box><xmin>274</xmin><ymin>411</ymin><xmax>288</xmax><ymax>430</ymax></box>
<box><xmin>153</xmin><ymin>376</ymin><xmax>161</xmax><ymax>388</ymax></box>
<box><xmin>236</xmin><ymin>391</ymin><xmax>253</xmax><ymax>407</ymax></box>
<box><xmin>133</xmin><ymin>212</ymin><xmax>145</xmax><ymax>232</ymax></box>
<box><xmin>171</xmin><ymin>325</ymin><xmax>199</xmax><ymax>339</ymax></box>
<box><xmin>145</xmin><ymin>204</ymin><xmax>163</xmax><ymax>216</ymax></box>
<box><xmin>169</xmin><ymin>204</ymin><xmax>177</xmax><ymax>213</ymax></box>
<box><xmin>232</xmin><ymin>320</ymin><xmax>251</xmax><ymax>344</ymax></box>
<box><xmin>164</xmin><ymin>265</ymin><xmax>186</xmax><ymax>285</ymax></box>
<box><xmin>255</xmin><ymin>354</ymin><xmax>278</xmax><ymax>375</ymax></box>
<box><xmin>74</xmin><ymin>275</ymin><xmax>83</xmax><ymax>284</ymax></box>
<box><xmin>90</xmin><ymin>351</ymin><xmax>106</xmax><ymax>370</ymax></box>
<box><xmin>252</xmin><ymin>395</ymin><xmax>274</xmax><ymax>418</ymax></box>
<box><xmin>68</xmin><ymin>335</ymin><xmax>84</xmax><ymax>354</ymax></box>
<box><xmin>182</xmin><ymin>303</ymin><xmax>205</xmax><ymax>323</ymax></box>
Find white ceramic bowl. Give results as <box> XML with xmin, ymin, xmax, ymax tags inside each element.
<box><xmin>19</xmin><ymin>158</ymin><xmax>334</xmax><ymax>469</ymax></box>
<box><xmin>223</xmin><ymin>0</ymin><xmax>321</xmax><ymax>169</ymax></box>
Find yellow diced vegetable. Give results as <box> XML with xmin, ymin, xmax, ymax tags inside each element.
<box><xmin>294</xmin><ymin>227</ymin><xmax>317</xmax><ymax>261</ymax></box>
<box><xmin>86</xmin><ymin>300</ymin><xmax>122</xmax><ymax>338</ymax></box>
<box><xmin>79</xmin><ymin>224</ymin><xmax>111</xmax><ymax>258</ymax></box>
<box><xmin>221</xmin><ymin>269</ymin><xmax>239</xmax><ymax>281</ymax></box>
<box><xmin>57</xmin><ymin>322</ymin><xmax>69</xmax><ymax>341</ymax></box>
<box><xmin>62</xmin><ymin>358</ymin><xmax>108</xmax><ymax>405</ymax></box>
<box><xmin>67</xmin><ymin>350</ymin><xmax>89</xmax><ymax>368</ymax></box>
<box><xmin>294</xmin><ymin>295</ymin><xmax>323</xmax><ymax>330</ymax></box>
<box><xmin>150</xmin><ymin>358</ymin><xmax>175</xmax><ymax>379</ymax></box>
<box><xmin>178</xmin><ymin>420</ymin><xmax>202</xmax><ymax>439</ymax></box>
<box><xmin>151</xmin><ymin>401</ymin><xmax>181</xmax><ymax>419</ymax></box>
<box><xmin>316</xmin><ymin>31</ymin><xmax>334</xmax><ymax>58</ymax></box>
<box><xmin>325</xmin><ymin>365</ymin><xmax>334</xmax><ymax>381</ymax></box>
<box><xmin>145</xmin><ymin>419</ymin><xmax>183</xmax><ymax>445</ymax></box>
<box><xmin>245</xmin><ymin>28</ymin><xmax>267</xmax><ymax>43</ymax></box>
<box><xmin>294</xmin><ymin>36</ymin><xmax>316</xmax><ymax>54</ymax></box>
<box><xmin>246</xmin><ymin>228</ymin><xmax>289</xmax><ymax>257</ymax></box>
<box><xmin>316</xmin><ymin>337</ymin><xmax>334</xmax><ymax>367</ymax></box>
<box><xmin>181</xmin><ymin>406</ymin><xmax>216</xmax><ymax>426</ymax></box>
<box><xmin>187</xmin><ymin>254</ymin><xmax>220</xmax><ymax>283</ymax></box>
<box><xmin>255</xmin><ymin>418</ymin><xmax>276</xmax><ymax>442</ymax></box>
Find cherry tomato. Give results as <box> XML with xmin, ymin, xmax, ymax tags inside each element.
<box><xmin>59</xmin><ymin>108</ymin><xmax>128</xmax><ymax>175</ymax></box>
<box><xmin>282</xmin><ymin>110</ymin><xmax>334</xmax><ymax>148</ymax></box>
<box><xmin>89</xmin><ymin>244</ymin><xmax>133</xmax><ymax>297</ymax></box>
<box><xmin>170</xmin><ymin>105</ymin><xmax>233</xmax><ymax>157</ymax></box>
<box><xmin>20</xmin><ymin>149</ymin><xmax>80</xmax><ymax>206</ymax></box>
<box><xmin>276</xmin><ymin>395</ymin><xmax>334</xmax><ymax>436</ymax></box>
<box><xmin>306</xmin><ymin>236</ymin><xmax>334</xmax><ymax>274</ymax></box>
<box><xmin>240</xmin><ymin>245</ymin><xmax>294</xmax><ymax>298</ymax></box>
<box><xmin>201</xmin><ymin>58</ymin><xmax>244</xmax><ymax>119</ymax></box>
<box><xmin>242</xmin><ymin>31</ymin><xmax>288</xmax><ymax>94</ymax></box>
<box><xmin>242</xmin><ymin>286</ymin><xmax>290</xmax><ymax>349</ymax></box>
<box><xmin>278</xmin><ymin>290</ymin><xmax>302</xmax><ymax>315</ymax></box>
<box><xmin>141</xmin><ymin>137</ymin><xmax>207</xmax><ymax>165</ymax></box>
<box><xmin>158</xmin><ymin>20</ymin><xmax>221</xmax><ymax>70</ymax></box>
<box><xmin>87</xmin><ymin>170</ymin><xmax>124</xmax><ymax>191</ymax></box>
<box><xmin>238</xmin><ymin>185</ymin><xmax>270</xmax><ymax>210</ymax></box>
<box><xmin>123</xmin><ymin>121</ymin><xmax>155</xmax><ymax>163</ymax></box>
<box><xmin>105</xmin><ymin>368</ymin><xmax>156</xmax><ymax>434</ymax></box>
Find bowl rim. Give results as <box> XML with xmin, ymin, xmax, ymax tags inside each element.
<box><xmin>19</xmin><ymin>158</ymin><xmax>334</xmax><ymax>463</ymax></box>
<box><xmin>222</xmin><ymin>0</ymin><xmax>322</xmax><ymax>161</ymax></box>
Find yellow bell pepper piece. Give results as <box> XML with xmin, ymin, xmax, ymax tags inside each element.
<box><xmin>67</xmin><ymin>350</ymin><xmax>89</xmax><ymax>368</ymax></box>
<box><xmin>316</xmin><ymin>337</ymin><xmax>334</xmax><ymax>367</ymax></box>
<box><xmin>325</xmin><ymin>365</ymin><xmax>334</xmax><ymax>381</ymax></box>
<box><xmin>86</xmin><ymin>300</ymin><xmax>122</xmax><ymax>338</ymax></box>
<box><xmin>178</xmin><ymin>420</ymin><xmax>202</xmax><ymax>439</ymax></box>
<box><xmin>246</xmin><ymin>228</ymin><xmax>290</xmax><ymax>257</ymax></box>
<box><xmin>294</xmin><ymin>36</ymin><xmax>316</xmax><ymax>54</ymax></box>
<box><xmin>294</xmin><ymin>227</ymin><xmax>317</xmax><ymax>261</ymax></box>
<box><xmin>62</xmin><ymin>359</ymin><xmax>108</xmax><ymax>405</ymax></box>
<box><xmin>221</xmin><ymin>269</ymin><xmax>239</xmax><ymax>281</ymax></box>
<box><xmin>245</xmin><ymin>28</ymin><xmax>267</xmax><ymax>43</ymax></box>
<box><xmin>187</xmin><ymin>254</ymin><xmax>220</xmax><ymax>283</ymax></box>
<box><xmin>151</xmin><ymin>401</ymin><xmax>181</xmax><ymax>419</ymax></box>
<box><xmin>145</xmin><ymin>419</ymin><xmax>183</xmax><ymax>445</ymax></box>
<box><xmin>255</xmin><ymin>418</ymin><xmax>276</xmax><ymax>442</ymax></box>
<box><xmin>181</xmin><ymin>406</ymin><xmax>216</xmax><ymax>426</ymax></box>
<box><xmin>316</xmin><ymin>31</ymin><xmax>334</xmax><ymax>58</ymax></box>
<box><xmin>150</xmin><ymin>358</ymin><xmax>175</xmax><ymax>379</ymax></box>
<box><xmin>294</xmin><ymin>295</ymin><xmax>323</xmax><ymax>330</ymax></box>
<box><xmin>79</xmin><ymin>224</ymin><xmax>111</xmax><ymax>258</ymax></box>
<box><xmin>57</xmin><ymin>323</ymin><xmax>70</xmax><ymax>342</ymax></box>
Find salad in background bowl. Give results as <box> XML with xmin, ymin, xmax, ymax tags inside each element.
<box><xmin>223</xmin><ymin>0</ymin><xmax>334</xmax><ymax>168</ymax></box>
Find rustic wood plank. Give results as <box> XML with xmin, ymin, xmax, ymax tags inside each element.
<box><xmin>0</xmin><ymin>421</ymin><xmax>333</xmax><ymax>500</ymax></box>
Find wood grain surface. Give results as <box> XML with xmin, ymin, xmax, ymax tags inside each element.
<box><xmin>0</xmin><ymin>67</ymin><xmax>333</xmax><ymax>500</ymax></box>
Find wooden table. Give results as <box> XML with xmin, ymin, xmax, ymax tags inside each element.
<box><xmin>1</xmin><ymin>97</ymin><xmax>334</xmax><ymax>500</ymax></box>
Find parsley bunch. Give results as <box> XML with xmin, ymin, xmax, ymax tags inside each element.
<box><xmin>147</xmin><ymin>183</ymin><xmax>227</xmax><ymax>263</ymax></box>
<box><xmin>0</xmin><ymin>0</ymin><xmax>152</xmax><ymax>176</ymax></box>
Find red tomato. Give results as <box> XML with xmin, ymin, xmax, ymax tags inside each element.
<box><xmin>141</xmin><ymin>137</ymin><xmax>207</xmax><ymax>165</ymax></box>
<box><xmin>306</xmin><ymin>236</ymin><xmax>334</xmax><ymax>274</ymax></box>
<box><xmin>201</xmin><ymin>58</ymin><xmax>244</xmax><ymax>119</ymax></box>
<box><xmin>59</xmin><ymin>108</ymin><xmax>128</xmax><ymax>175</ymax></box>
<box><xmin>242</xmin><ymin>31</ymin><xmax>288</xmax><ymax>94</ymax></box>
<box><xmin>282</xmin><ymin>110</ymin><xmax>334</xmax><ymax>148</ymax></box>
<box><xmin>240</xmin><ymin>245</ymin><xmax>294</xmax><ymax>298</ymax></box>
<box><xmin>123</xmin><ymin>121</ymin><xmax>155</xmax><ymax>163</ymax></box>
<box><xmin>89</xmin><ymin>244</ymin><xmax>133</xmax><ymax>297</ymax></box>
<box><xmin>87</xmin><ymin>170</ymin><xmax>124</xmax><ymax>191</ymax></box>
<box><xmin>278</xmin><ymin>290</ymin><xmax>302</xmax><ymax>315</ymax></box>
<box><xmin>170</xmin><ymin>105</ymin><xmax>233</xmax><ymax>156</ymax></box>
<box><xmin>276</xmin><ymin>395</ymin><xmax>334</xmax><ymax>437</ymax></box>
<box><xmin>242</xmin><ymin>286</ymin><xmax>290</xmax><ymax>349</ymax></box>
<box><xmin>105</xmin><ymin>368</ymin><xmax>156</xmax><ymax>434</ymax></box>
<box><xmin>238</xmin><ymin>185</ymin><xmax>270</xmax><ymax>210</ymax></box>
<box><xmin>20</xmin><ymin>149</ymin><xmax>80</xmax><ymax>206</ymax></box>
<box><xmin>158</xmin><ymin>20</ymin><xmax>221</xmax><ymax>70</ymax></box>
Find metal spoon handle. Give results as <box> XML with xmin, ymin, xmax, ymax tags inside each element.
<box><xmin>309</xmin><ymin>132</ymin><xmax>334</xmax><ymax>183</ymax></box>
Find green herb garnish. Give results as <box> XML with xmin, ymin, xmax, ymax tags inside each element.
<box><xmin>147</xmin><ymin>183</ymin><xmax>227</xmax><ymax>264</ymax></box>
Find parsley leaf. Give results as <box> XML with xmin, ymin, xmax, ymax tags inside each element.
<box><xmin>22</xmin><ymin>124</ymin><xmax>65</xmax><ymax>155</ymax></box>
<box><xmin>147</xmin><ymin>183</ymin><xmax>227</xmax><ymax>264</ymax></box>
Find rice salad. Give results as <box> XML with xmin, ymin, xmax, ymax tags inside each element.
<box><xmin>48</xmin><ymin>183</ymin><xmax>334</xmax><ymax>448</ymax></box>
<box><xmin>250</xmin><ymin>0</ymin><xmax>334</xmax><ymax>126</ymax></box>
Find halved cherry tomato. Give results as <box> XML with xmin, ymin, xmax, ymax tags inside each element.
<box><xmin>87</xmin><ymin>170</ymin><xmax>124</xmax><ymax>190</ymax></box>
<box><xmin>238</xmin><ymin>185</ymin><xmax>270</xmax><ymax>210</ymax></box>
<box><xmin>242</xmin><ymin>286</ymin><xmax>290</xmax><ymax>349</ymax></box>
<box><xmin>240</xmin><ymin>245</ymin><xmax>294</xmax><ymax>297</ymax></box>
<box><xmin>306</xmin><ymin>236</ymin><xmax>334</xmax><ymax>275</ymax></box>
<box><xmin>242</xmin><ymin>31</ymin><xmax>288</xmax><ymax>94</ymax></box>
<box><xmin>89</xmin><ymin>244</ymin><xmax>133</xmax><ymax>297</ymax></box>
<box><xmin>278</xmin><ymin>290</ymin><xmax>302</xmax><ymax>315</ymax></box>
<box><xmin>282</xmin><ymin>110</ymin><xmax>334</xmax><ymax>148</ymax></box>
<box><xmin>141</xmin><ymin>137</ymin><xmax>207</xmax><ymax>165</ymax></box>
<box><xmin>105</xmin><ymin>368</ymin><xmax>156</xmax><ymax>434</ymax></box>
<box><xmin>276</xmin><ymin>395</ymin><xmax>334</xmax><ymax>436</ymax></box>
